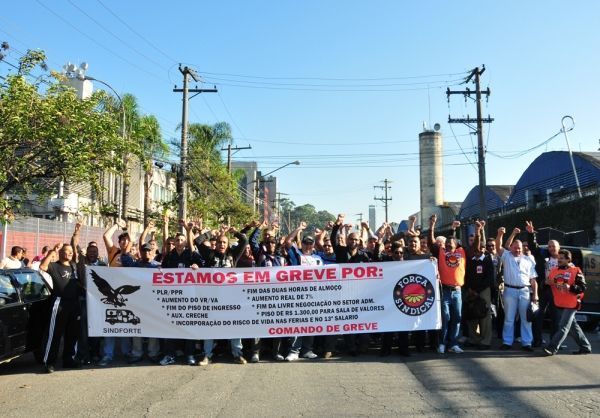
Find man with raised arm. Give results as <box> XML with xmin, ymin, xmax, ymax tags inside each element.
<box><xmin>39</xmin><ymin>243</ymin><xmax>81</xmax><ymax>373</ymax></box>
<box><xmin>495</xmin><ymin>227</ymin><xmax>538</xmax><ymax>352</ymax></box>
<box><xmin>103</xmin><ymin>219</ymin><xmax>130</xmax><ymax>267</ymax></box>
<box><xmin>283</xmin><ymin>221</ymin><xmax>323</xmax><ymax>361</ymax></box>
<box><xmin>197</xmin><ymin>224</ymin><xmax>249</xmax><ymax>366</ymax></box>
<box><xmin>331</xmin><ymin>214</ymin><xmax>372</xmax><ymax>356</ymax></box>
<box><xmin>159</xmin><ymin>220</ymin><xmax>202</xmax><ymax>366</ymax></box>
<box><xmin>525</xmin><ymin>221</ymin><xmax>560</xmax><ymax>347</ymax></box>
<box><xmin>464</xmin><ymin>221</ymin><xmax>495</xmax><ymax>349</ymax></box>
<box><xmin>428</xmin><ymin>214</ymin><xmax>465</xmax><ymax>354</ymax></box>
<box><xmin>71</xmin><ymin>222</ymin><xmax>106</xmax><ymax>365</ymax></box>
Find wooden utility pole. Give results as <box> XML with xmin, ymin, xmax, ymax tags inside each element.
<box><xmin>173</xmin><ymin>65</ymin><xmax>217</xmax><ymax>225</ymax></box>
<box><xmin>447</xmin><ymin>66</ymin><xmax>494</xmax><ymax>222</ymax></box>
<box><xmin>374</xmin><ymin>179</ymin><xmax>392</xmax><ymax>223</ymax></box>
<box><xmin>221</xmin><ymin>143</ymin><xmax>252</xmax><ymax>173</ymax></box>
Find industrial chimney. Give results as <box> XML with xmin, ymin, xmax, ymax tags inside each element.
<box><xmin>419</xmin><ymin>127</ymin><xmax>443</xmax><ymax>226</ymax></box>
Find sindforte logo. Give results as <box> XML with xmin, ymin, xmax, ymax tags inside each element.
<box><xmin>393</xmin><ymin>274</ymin><xmax>435</xmax><ymax>316</ymax></box>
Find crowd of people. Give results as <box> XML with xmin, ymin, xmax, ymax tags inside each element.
<box><xmin>0</xmin><ymin>212</ymin><xmax>593</xmax><ymax>373</ymax></box>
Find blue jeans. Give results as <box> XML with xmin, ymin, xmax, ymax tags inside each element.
<box><xmin>441</xmin><ymin>287</ymin><xmax>462</xmax><ymax>347</ymax></box>
<box><xmin>502</xmin><ymin>287</ymin><xmax>533</xmax><ymax>346</ymax></box>
<box><xmin>547</xmin><ymin>308</ymin><xmax>592</xmax><ymax>353</ymax></box>
<box><xmin>102</xmin><ymin>337</ymin><xmax>131</xmax><ymax>360</ymax></box>
<box><xmin>288</xmin><ymin>336</ymin><xmax>314</xmax><ymax>355</ymax></box>
<box><xmin>204</xmin><ymin>339</ymin><xmax>243</xmax><ymax>358</ymax></box>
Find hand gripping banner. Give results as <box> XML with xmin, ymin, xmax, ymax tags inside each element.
<box><xmin>87</xmin><ymin>260</ymin><xmax>441</xmax><ymax>339</ymax></box>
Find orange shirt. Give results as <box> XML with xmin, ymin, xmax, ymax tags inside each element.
<box><xmin>437</xmin><ymin>246</ymin><xmax>466</xmax><ymax>287</ymax></box>
<box><xmin>548</xmin><ymin>266</ymin><xmax>583</xmax><ymax>309</ymax></box>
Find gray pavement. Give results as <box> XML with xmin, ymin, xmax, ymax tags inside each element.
<box><xmin>1</xmin><ymin>331</ymin><xmax>599</xmax><ymax>417</ymax></box>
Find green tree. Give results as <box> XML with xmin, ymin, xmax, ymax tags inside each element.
<box><xmin>0</xmin><ymin>48</ymin><xmax>125</xmax><ymax>218</ymax></box>
<box><xmin>184</xmin><ymin>122</ymin><xmax>253</xmax><ymax>226</ymax></box>
<box><xmin>136</xmin><ymin>114</ymin><xmax>169</xmax><ymax>225</ymax></box>
<box><xmin>289</xmin><ymin>204</ymin><xmax>335</xmax><ymax>234</ymax></box>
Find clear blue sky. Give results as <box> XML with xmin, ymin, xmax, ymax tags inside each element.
<box><xmin>2</xmin><ymin>1</ymin><xmax>599</xmax><ymax>226</ymax></box>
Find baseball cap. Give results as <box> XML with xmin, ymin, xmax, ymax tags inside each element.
<box><xmin>140</xmin><ymin>243</ymin><xmax>152</xmax><ymax>252</ymax></box>
<box><xmin>302</xmin><ymin>236</ymin><xmax>315</xmax><ymax>245</ymax></box>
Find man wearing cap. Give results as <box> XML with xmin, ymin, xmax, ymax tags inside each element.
<box><xmin>121</xmin><ymin>242</ymin><xmax>161</xmax><ymax>363</ymax></box>
<box><xmin>284</xmin><ymin>222</ymin><xmax>323</xmax><ymax>361</ymax></box>
<box><xmin>98</xmin><ymin>220</ymin><xmax>134</xmax><ymax>366</ymax></box>
<box><xmin>160</xmin><ymin>221</ymin><xmax>203</xmax><ymax>366</ymax></box>
<box><xmin>331</xmin><ymin>214</ymin><xmax>373</xmax><ymax>356</ymax></box>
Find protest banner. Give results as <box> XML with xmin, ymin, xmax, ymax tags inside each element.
<box><xmin>87</xmin><ymin>260</ymin><xmax>441</xmax><ymax>339</ymax></box>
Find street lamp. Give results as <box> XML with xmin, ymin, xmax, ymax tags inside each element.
<box><xmin>63</xmin><ymin>62</ymin><xmax>127</xmax><ymax>220</ymax></box>
<box><xmin>251</xmin><ymin>160</ymin><xmax>300</xmax><ymax>213</ymax></box>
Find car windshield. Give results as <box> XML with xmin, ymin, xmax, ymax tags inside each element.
<box><xmin>13</xmin><ymin>271</ymin><xmax>51</xmax><ymax>301</ymax></box>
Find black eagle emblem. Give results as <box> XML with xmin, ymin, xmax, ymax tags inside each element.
<box><xmin>91</xmin><ymin>270</ymin><xmax>140</xmax><ymax>307</ymax></box>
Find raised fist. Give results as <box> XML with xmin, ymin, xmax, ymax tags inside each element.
<box><xmin>116</xmin><ymin>219</ymin><xmax>127</xmax><ymax>229</ymax></box>
<box><xmin>299</xmin><ymin>221</ymin><xmax>307</xmax><ymax>230</ymax></box>
<box><xmin>513</xmin><ymin>227</ymin><xmax>521</xmax><ymax>235</ymax></box>
<box><xmin>498</xmin><ymin>227</ymin><xmax>506</xmax><ymax>235</ymax></box>
<box><xmin>452</xmin><ymin>220</ymin><xmax>461</xmax><ymax>229</ymax></box>
<box><xmin>429</xmin><ymin>214</ymin><xmax>437</xmax><ymax>226</ymax></box>
<box><xmin>336</xmin><ymin>214</ymin><xmax>345</xmax><ymax>225</ymax></box>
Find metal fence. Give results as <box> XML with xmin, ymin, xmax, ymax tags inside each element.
<box><xmin>1</xmin><ymin>216</ymin><xmax>108</xmax><ymax>261</ymax></box>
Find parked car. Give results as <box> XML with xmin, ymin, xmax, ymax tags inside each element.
<box><xmin>540</xmin><ymin>245</ymin><xmax>600</xmax><ymax>329</ymax></box>
<box><xmin>0</xmin><ymin>268</ymin><xmax>52</xmax><ymax>364</ymax></box>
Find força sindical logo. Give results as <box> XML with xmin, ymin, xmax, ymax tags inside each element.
<box><xmin>393</xmin><ymin>274</ymin><xmax>435</xmax><ymax>316</ymax></box>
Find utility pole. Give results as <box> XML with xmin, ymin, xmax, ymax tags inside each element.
<box><xmin>355</xmin><ymin>213</ymin><xmax>364</xmax><ymax>232</ymax></box>
<box><xmin>273</xmin><ymin>192</ymin><xmax>289</xmax><ymax>230</ymax></box>
<box><xmin>255</xmin><ymin>178</ymin><xmax>274</xmax><ymax>214</ymax></box>
<box><xmin>374</xmin><ymin>179</ymin><xmax>392</xmax><ymax>223</ymax></box>
<box><xmin>221</xmin><ymin>143</ymin><xmax>252</xmax><ymax>173</ymax></box>
<box><xmin>173</xmin><ymin>65</ymin><xmax>217</xmax><ymax>225</ymax></box>
<box><xmin>447</xmin><ymin>65</ymin><xmax>493</xmax><ymax>223</ymax></box>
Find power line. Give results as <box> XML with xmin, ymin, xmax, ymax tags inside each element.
<box><xmin>66</xmin><ymin>0</ymin><xmax>167</xmax><ymax>70</ymax></box>
<box><xmin>226</xmin><ymin>133</ymin><xmax>472</xmax><ymax>146</ymax></box>
<box><xmin>192</xmin><ymin>69</ymin><xmax>471</xmax><ymax>81</ymax></box>
<box><xmin>34</xmin><ymin>0</ymin><xmax>166</xmax><ymax>82</ymax></box>
<box><xmin>95</xmin><ymin>0</ymin><xmax>178</xmax><ymax>64</ymax></box>
<box><xmin>200</xmin><ymin>81</ymin><xmax>463</xmax><ymax>93</ymax></box>
<box><xmin>486</xmin><ymin>134</ymin><xmax>560</xmax><ymax>159</ymax></box>
<box><xmin>200</xmin><ymin>75</ymin><xmax>467</xmax><ymax>88</ymax></box>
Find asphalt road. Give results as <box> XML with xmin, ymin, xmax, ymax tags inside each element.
<box><xmin>1</xmin><ymin>331</ymin><xmax>599</xmax><ymax>417</ymax></box>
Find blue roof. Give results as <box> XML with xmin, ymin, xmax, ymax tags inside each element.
<box><xmin>459</xmin><ymin>185</ymin><xmax>513</xmax><ymax>220</ymax></box>
<box><xmin>507</xmin><ymin>151</ymin><xmax>600</xmax><ymax>207</ymax></box>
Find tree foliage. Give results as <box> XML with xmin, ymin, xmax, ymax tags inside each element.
<box><xmin>285</xmin><ymin>203</ymin><xmax>336</xmax><ymax>235</ymax></box>
<box><xmin>0</xmin><ymin>48</ymin><xmax>125</xmax><ymax>216</ymax></box>
<box><xmin>184</xmin><ymin>122</ymin><xmax>253</xmax><ymax>226</ymax></box>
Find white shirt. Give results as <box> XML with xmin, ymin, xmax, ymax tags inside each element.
<box><xmin>544</xmin><ymin>256</ymin><xmax>559</xmax><ymax>280</ymax></box>
<box><xmin>300</xmin><ymin>253</ymin><xmax>323</xmax><ymax>266</ymax></box>
<box><xmin>0</xmin><ymin>257</ymin><xmax>23</xmax><ymax>269</ymax></box>
<box><xmin>501</xmin><ymin>251</ymin><xmax>537</xmax><ymax>287</ymax></box>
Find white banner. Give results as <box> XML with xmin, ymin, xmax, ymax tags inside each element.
<box><xmin>87</xmin><ymin>260</ymin><xmax>441</xmax><ymax>339</ymax></box>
